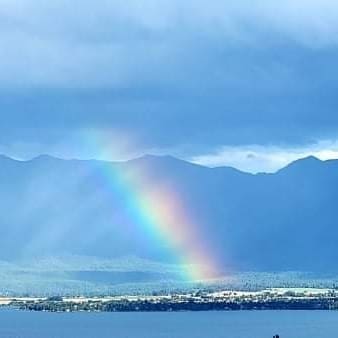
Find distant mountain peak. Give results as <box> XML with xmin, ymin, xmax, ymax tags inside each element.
<box><xmin>299</xmin><ymin>155</ymin><xmax>321</xmax><ymax>163</ymax></box>
<box><xmin>136</xmin><ymin>154</ymin><xmax>183</xmax><ymax>162</ymax></box>
<box><xmin>127</xmin><ymin>154</ymin><xmax>207</xmax><ymax>169</ymax></box>
<box><xmin>31</xmin><ymin>154</ymin><xmax>60</xmax><ymax>161</ymax></box>
<box><xmin>278</xmin><ymin>155</ymin><xmax>322</xmax><ymax>173</ymax></box>
<box><xmin>0</xmin><ymin>154</ymin><xmax>14</xmax><ymax>161</ymax></box>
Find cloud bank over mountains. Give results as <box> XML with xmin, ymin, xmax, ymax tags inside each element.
<box><xmin>1</xmin><ymin>1</ymin><xmax>338</xmax><ymax>172</ymax></box>
<box><xmin>191</xmin><ymin>140</ymin><xmax>338</xmax><ymax>173</ymax></box>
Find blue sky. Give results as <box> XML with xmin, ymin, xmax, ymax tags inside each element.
<box><xmin>1</xmin><ymin>0</ymin><xmax>338</xmax><ymax>172</ymax></box>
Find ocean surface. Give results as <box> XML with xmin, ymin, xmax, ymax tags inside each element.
<box><xmin>0</xmin><ymin>309</ymin><xmax>337</xmax><ymax>338</ymax></box>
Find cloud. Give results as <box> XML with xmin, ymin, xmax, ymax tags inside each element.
<box><xmin>1</xmin><ymin>0</ymin><xmax>338</xmax><ymax>88</ymax></box>
<box><xmin>1</xmin><ymin>1</ymin><xmax>338</xmax><ymax>158</ymax></box>
<box><xmin>190</xmin><ymin>140</ymin><xmax>338</xmax><ymax>173</ymax></box>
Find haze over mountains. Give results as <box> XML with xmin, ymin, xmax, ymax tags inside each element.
<box><xmin>0</xmin><ymin>154</ymin><xmax>337</xmax><ymax>277</ymax></box>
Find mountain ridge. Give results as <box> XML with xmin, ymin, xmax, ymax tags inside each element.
<box><xmin>0</xmin><ymin>153</ymin><xmax>337</xmax><ymax>274</ymax></box>
<box><xmin>0</xmin><ymin>153</ymin><xmax>328</xmax><ymax>174</ymax></box>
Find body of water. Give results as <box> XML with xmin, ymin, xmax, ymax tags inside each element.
<box><xmin>0</xmin><ymin>310</ymin><xmax>337</xmax><ymax>338</ymax></box>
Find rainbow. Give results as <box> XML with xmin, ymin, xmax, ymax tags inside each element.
<box><xmin>87</xmin><ymin>135</ymin><xmax>221</xmax><ymax>281</ymax></box>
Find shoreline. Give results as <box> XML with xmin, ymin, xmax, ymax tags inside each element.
<box><xmin>2</xmin><ymin>287</ymin><xmax>338</xmax><ymax>313</ymax></box>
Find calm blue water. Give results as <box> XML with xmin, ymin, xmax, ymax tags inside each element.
<box><xmin>0</xmin><ymin>310</ymin><xmax>337</xmax><ymax>338</ymax></box>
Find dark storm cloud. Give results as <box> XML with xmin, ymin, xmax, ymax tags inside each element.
<box><xmin>1</xmin><ymin>0</ymin><xmax>338</xmax><ymax>162</ymax></box>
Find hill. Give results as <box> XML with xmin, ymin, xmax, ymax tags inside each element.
<box><xmin>0</xmin><ymin>154</ymin><xmax>337</xmax><ymax>275</ymax></box>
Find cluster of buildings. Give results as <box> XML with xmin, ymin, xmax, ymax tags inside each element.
<box><xmin>3</xmin><ymin>288</ymin><xmax>338</xmax><ymax>312</ymax></box>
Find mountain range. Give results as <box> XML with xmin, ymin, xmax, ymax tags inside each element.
<box><xmin>0</xmin><ymin>154</ymin><xmax>337</xmax><ymax>275</ymax></box>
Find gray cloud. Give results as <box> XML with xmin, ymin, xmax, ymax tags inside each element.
<box><xmin>1</xmin><ymin>0</ymin><xmax>338</xmax><ymax>169</ymax></box>
<box><xmin>1</xmin><ymin>0</ymin><xmax>338</xmax><ymax>88</ymax></box>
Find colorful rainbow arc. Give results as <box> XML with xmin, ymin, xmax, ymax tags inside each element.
<box><xmin>84</xmin><ymin>129</ymin><xmax>222</xmax><ymax>281</ymax></box>
<box><xmin>95</xmin><ymin>158</ymin><xmax>221</xmax><ymax>282</ymax></box>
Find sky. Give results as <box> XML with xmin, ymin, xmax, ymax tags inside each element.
<box><xmin>1</xmin><ymin>0</ymin><xmax>338</xmax><ymax>173</ymax></box>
